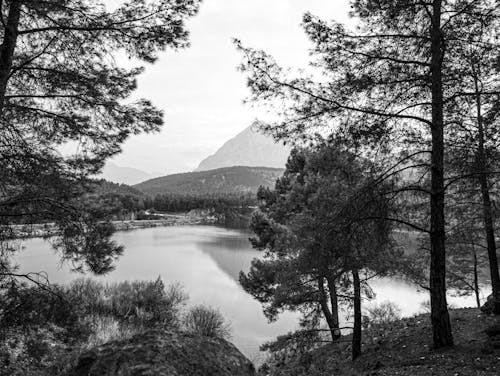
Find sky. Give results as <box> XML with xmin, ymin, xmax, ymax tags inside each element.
<box><xmin>108</xmin><ymin>0</ymin><xmax>352</xmax><ymax>175</ymax></box>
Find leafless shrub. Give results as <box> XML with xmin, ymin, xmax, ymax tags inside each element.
<box><xmin>183</xmin><ymin>305</ymin><xmax>231</xmax><ymax>339</ymax></box>
<box><xmin>366</xmin><ymin>301</ymin><xmax>402</xmax><ymax>325</ymax></box>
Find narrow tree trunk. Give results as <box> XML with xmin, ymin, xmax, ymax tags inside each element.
<box><xmin>327</xmin><ymin>276</ymin><xmax>341</xmax><ymax>339</ymax></box>
<box><xmin>318</xmin><ymin>276</ymin><xmax>338</xmax><ymax>341</ymax></box>
<box><xmin>0</xmin><ymin>0</ymin><xmax>21</xmax><ymax>114</ymax></box>
<box><xmin>429</xmin><ymin>0</ymin><xmax>453</xmax><ymax>348</ymax></box>
<box><xmin>473</xmin><ymin>246</ymin><xmax>481</xmax><ymax>309</ymax></box>
<box><xmin>478</xmin><ymin>184</ymin><xmax>500</xmax><ymax>312</ymax></box>
<box><xmin>473</xmin><ymin>76</ymin><xmax>500</xmax><ymax>314</ymax></box>
<box><xmin>352</xmin><ymin>269</ymin><xmax>362</xmax><ymax>360</ymax></box>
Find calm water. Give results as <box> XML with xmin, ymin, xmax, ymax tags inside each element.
<box><xmin>14</xmin><ymin>225</ymin><xmax>479</xmax><ymax>361</ymax></box>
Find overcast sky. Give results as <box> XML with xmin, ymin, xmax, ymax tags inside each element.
<box><xmin>109</xmin><ymin>0</ymin><xmax>352</xmax><ymax>175</ymax></box>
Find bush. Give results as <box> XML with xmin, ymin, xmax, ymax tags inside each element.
<box><xmin>183</xmin><ymin>305</ymin><xmax>231</xmax><ymax>339</ymax></box>
<box><xmin>0</xmin><ymin>278</ymin><xmax>190</xmax><ymax>375</ymax></box>
<box><xmin>365</xmin><ymin>301</ymin><xmax>402</xmax><ymax>326</ymax></box>
<box><xmin>83</xmin><ymin>315</ymin><xmax>138</xmax><ymax>348</ymax></box>
<box><xmin>0</xmin><ymin>283</ymin><xmax>79</xmax><ymax>332</ymax></box>
<box><xmin>66</xmin><ymin>277</ymin><xmax>187</xmax><ymax>330</ymax></box>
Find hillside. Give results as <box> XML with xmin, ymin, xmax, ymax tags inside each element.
<box><xmin>93</xmin><ymin>179</ymin><xmax>145</xmax><ymax>197</ymax></box>
<box><xmin>99</xmin><ymin>162</ymin><xmax>157</xmax><ymax>185</ymax></box>
<box><xmin>134</xmin><ymin>166</ymin><xmax>283</xmax><ymax>196</ymax></box>
<box><xmin>195</xmin><ymin>126</ymin><xmax>291</xmax><ymax>171</ymax></box>
<box><xmin>263</xmin><ymin>308</ymin><xmax>500</xmax><ymax>376</ymax></box>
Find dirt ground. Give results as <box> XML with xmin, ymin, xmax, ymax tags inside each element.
<box><xmin>263</xmin><ymin>309</ymin><xmax>500</xmax><ymax>376</ymax></box>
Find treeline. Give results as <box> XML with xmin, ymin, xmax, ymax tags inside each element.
<box><xmin>83</xmin><ymin>180</ymin><xmax>257</xmax><ymax>222</ymax></box>
<box><xmin>4</xmin><ymin>177</ymin><xmax>258</xmax><ymax>224</ymax></box>
<box><xmin>146</xmin><ymin>192</ymin><xmax>256</xmax><ymax>213</ymax></box>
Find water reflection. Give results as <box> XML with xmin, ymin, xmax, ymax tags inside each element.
<box><xmin>196</xmin><ymin>229</ymin><xmax>258</xmax><ymax>283</ymax></box>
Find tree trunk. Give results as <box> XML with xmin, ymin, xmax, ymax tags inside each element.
<box><xmin>352</xmin><ymin>269</ymin><xmax>362</xmax><ymax>360</ymax></box>
<box><xmin>473</xmin><ymin>246</ymin><xmax>481</xmax><ymax>309</ymax></box>
<box><xmin>318</xmin><ymin>276</ymin><xmax>338</xmax><ymax>341</ymax></box>
<box><xmin>429</xmin><ymin>0</ymin><xmax>454</xmax><ymax>348</ymax></box>
<box><xmin>327</xmin><ymin>276</ymin><xmax>341</xmax><ymax>339</ymax></box>
<box><xmin>474</xmin><ymin>75</ymin><xmax>500</xmax><ymax>314</ymax></box>
<box><xmin>0</xmin><ymin>0</ymin><xmax>21</xmax><ymax>115</ymax></box>
<box><xmin>478</xmin><ymin>183</ymin><xmax>500</xmax><ymax>312</ymax></box>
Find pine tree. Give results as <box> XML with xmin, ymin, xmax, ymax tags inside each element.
<box><xmin>241</xmin><ymin>143</ymin><xmax>396</xmax><ymax>359</ymax></box>
<box><xmin>0</xmin><ymin>0</ymin><xmax>200</xmax><ymax>278</ymax></box>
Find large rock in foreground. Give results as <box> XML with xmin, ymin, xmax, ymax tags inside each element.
<box><xmin>71</xmin><ymin>330</ymin><xmax>256</xmax><ymax>376</ymax></box>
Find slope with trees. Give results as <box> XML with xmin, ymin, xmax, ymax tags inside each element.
<box><xmin>134</xmin><ymin>166</ymin><xmax>284</xmax><ymax>196</ymax></box>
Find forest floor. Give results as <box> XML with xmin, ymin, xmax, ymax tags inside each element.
<box><xmin>265</xmin><ymin>308</ymin><xmax>500</xmax><ymax>376</ymax></box>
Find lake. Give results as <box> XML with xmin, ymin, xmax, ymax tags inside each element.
<box><xmin>14</xmin><ymin>225</ymin><xmax>480</xmax><ymax>362</ymax></box>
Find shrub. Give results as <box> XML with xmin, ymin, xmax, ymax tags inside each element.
<box><xmin>1</xmin><ymin>278</ymin><xmax>190</xmax><ymax>376</ymax></box>
<box><xmin>66</xmin><ymin>277</ymin><xmax>187</xmax><ymax>330</ymax></box>
<box><xmin>83</xmin><ymin>315</ymin><xmax>138</xmax><ymax>348</ymax></box>
<box><xmin>365</xmin><ymin>301</ymin><xmax>402</xmax><ymax>325</ymax></box>
<box><xmin>183</xmin><ymin>305</ymin><xmax>231</xmax><ymax>339</ymax></box>
<box><xmin>0</xmin><ymin>283</ymin><xmax>78</xmax><ymax>332</ymax></box>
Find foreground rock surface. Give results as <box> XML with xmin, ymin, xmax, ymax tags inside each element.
<box><xmin>71</xmin><ymin>330</ymin><xmax>256</xmax><ymax>376</ymax></box>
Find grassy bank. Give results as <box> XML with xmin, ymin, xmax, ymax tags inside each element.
<box><xmin>261</xmin><ymin>309</ymin><xmax>500</xmax><ymax>376</ymax></box>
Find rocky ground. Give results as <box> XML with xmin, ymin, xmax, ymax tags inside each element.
<box><xmin>261</xmin><ymin>309</ymin><xmax>500</xmax><ymax>376</ymax></box>
<box><xmin>69</xmin><ymin>330</ymin><xmax>256</xmax><ymax>376</ymax></box>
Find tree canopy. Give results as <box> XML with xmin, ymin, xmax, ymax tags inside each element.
<box><xmin>241</xmin><ymin>142</ymin><xmax>397</xmax><ymax>358</ymax></box>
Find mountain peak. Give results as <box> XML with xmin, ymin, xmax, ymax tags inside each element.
<box><xmin>195</xmin><ymin>126</ymin><xmax>291</xmax><ymax>172</ymax></box>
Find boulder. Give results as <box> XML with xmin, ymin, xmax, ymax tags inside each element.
<box><xmin>70</xmin><ymin>330</ymin><xmax>256</xmax><ymax>376</ymax></box>
<box><xmin>481</xmin><ymin>294</ymin><xmax>498</xmax><ymax>314</ymax></box>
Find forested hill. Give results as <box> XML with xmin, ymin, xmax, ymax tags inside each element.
<box><xmin>133</xmin><ymin>166</ymin><xmax>283</xmax><ymax>196</ymax></box>
<box><xmin>93</xmin><ymin>179</ymin><xmax>145</xmax><ymax>197</ymax></box>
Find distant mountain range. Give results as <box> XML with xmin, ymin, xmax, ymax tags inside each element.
<box><xmin>133</xmin><ymin>166</ymin><xmax>283</xmax><ymax>196</ymax></box>
<box><xmin>101</xmin><ymin>126</ymin><xmax>289</xmax><ymax>193</ymax></box>
<box><xmin>93</xmin><ymin>179</ymin><xmax>145</xmax><ymax>197</ymax></box>
<box><xmin>195</xmin><ymin>126</ymin><xmax>291</xmax><ymax>172</ymax></box>
<box><xmin>99</xmin><ymin>162</ymin><xmax>158</xmax><ymax>186</ymax></box>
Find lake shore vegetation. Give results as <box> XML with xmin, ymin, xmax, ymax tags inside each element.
<box><xmin>0</xmin><ymin>277</ymin><xmax>231</xmax><ymax>376</ymax></box>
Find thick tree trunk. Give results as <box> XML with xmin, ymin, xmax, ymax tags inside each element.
<box><xmin>474</xmin><ymin>78</ymin><xmax>500</xmax><ymax>314</ymax></box>
<box><xmin>0</xmin><ymin>0</ymin><xmax>21</xmax><ymax>115</ymax></box>
<box><xmin>327</xmin><ymin>276</ymin><xmax>341</xmax><ymax>339</ymax></box>
<box><xmin>352</xmin><ymin>269</ymin><xmax>362</xmax><ymax>360</ymax></box>
<box><xmin>429</xmin><ymin>0</ymin><xmax>453</xmax><ymax>348</ymax></box>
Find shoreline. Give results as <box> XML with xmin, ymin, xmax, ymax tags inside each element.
<box><xmin>8</xmin><ymin>213</ymin><xmax>210</xmax><ymax>239</ymax></box>
<box><xmin>8</xmin><ymin>218</ymin><xmax>417</xmax><ymax>240</ymax></box>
